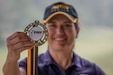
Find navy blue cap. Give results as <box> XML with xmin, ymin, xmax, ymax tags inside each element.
<box><xmin>43</xmin><ymin>2</ymin><xmax>78</xmax><ymax>24</ymax></box>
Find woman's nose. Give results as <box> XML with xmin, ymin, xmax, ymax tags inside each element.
<box><xmin>56</xmin><ymin>26</ymin><xmax>64</xmax><ymax>34</ymax></box>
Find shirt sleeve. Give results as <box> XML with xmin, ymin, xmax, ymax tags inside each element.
<box><xmin>18</xmin><ymin>58</ymin><xmax>27</xmax><ymax>72</ymax></box>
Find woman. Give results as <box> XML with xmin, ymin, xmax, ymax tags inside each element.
<box><xmin>3</xmin><ymin>2</ymin><xmax>105</xmax><ymax>75</ymax></box>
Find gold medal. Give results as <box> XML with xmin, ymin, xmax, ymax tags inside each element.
<box><xmin>24</xmin><ymin>20</ymin><xmax>48</xmax><ymax>46</ymax></box>
<box><xmin>24</xmin><ymin>20</ymin><xmax>48</xmax><ymax>75</ymax></box>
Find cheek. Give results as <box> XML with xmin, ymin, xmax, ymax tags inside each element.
<box><xmin>72</xmin><ymin>28</ymin><xmax>77</xmax><ymax>38</ymax></box>
<box><xmin>74</xmin><ymin>31</ymin><xmax>77</xmax><ymax>38</ymax></box>
<box><xmin>67</xmin><ymin>29</ymin><xmax>77</xmax><ymax>38</ymax></box>
<box><xmin>47</xmin><ymin>31</ymin><xmax>54</xmax><ymax>40</ymax></box>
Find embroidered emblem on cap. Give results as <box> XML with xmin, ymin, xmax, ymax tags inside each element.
<box><xmin>51</xmin><ymin>4</ymin><xmax>69</xmax><ymax>11</ymax></box>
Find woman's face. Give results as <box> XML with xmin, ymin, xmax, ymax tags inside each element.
<box><xmin>46</xmin><ymin>14</ymin><xmax>78</xmax><ymax>52</ymax></box>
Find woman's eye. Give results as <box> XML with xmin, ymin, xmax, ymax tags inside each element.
<box><xmin>65</xmin><ymin>24</ymin><xmax>72</xmax><ymax>27</ymax></box>
<box><xmin>48</xmin><ymin>24</ymin><xmax>56</xmax><ymax>28</ymax></box>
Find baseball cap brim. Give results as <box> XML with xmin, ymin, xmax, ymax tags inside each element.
<box><xmin>43</xmin><ymin>12</ymin><xmax>78</xmax><ymax>24</ymax></box>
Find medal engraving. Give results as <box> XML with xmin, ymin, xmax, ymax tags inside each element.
<box><xmin>24</xmin><ymin>20</ymin><xmax>48</xmax><ymax>46</ymax></box>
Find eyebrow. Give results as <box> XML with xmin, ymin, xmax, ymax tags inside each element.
<box><xmin>47</xmin><ymin>21</ymin><xmax>56</xmax><ymax>24</ymax></box>
<box><xmin>64</xmin><ymin>21</ymin><xmax>72</xmax><ymax>23</ymax></box>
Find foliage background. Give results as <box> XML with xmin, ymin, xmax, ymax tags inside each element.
<box><xmin>0</xmin><ymin>0</ymin><xmax>113</xmax><ymax>75</ymax></box>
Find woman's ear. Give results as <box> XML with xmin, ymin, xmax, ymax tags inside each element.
<box><xmin>75</xmin><ymin>21</ymin><xmax>80</xmax><ymax>38</ymax></box>
<box><xmin>76</xmin><ymin>25</ymin><xmax>80</xmax><ymax>38</ymax></box>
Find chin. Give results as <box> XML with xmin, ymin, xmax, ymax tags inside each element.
<box><xmin>54</xmin><ymin>44</ymin><xmax>67</xmax><ymax>50</ymax></box>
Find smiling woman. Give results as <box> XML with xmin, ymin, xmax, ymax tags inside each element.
<box><xmin>2</xmin><ymin>0</ymin><xmax>113</xmax><ymax>75</ymax></box>
<box><xmin>2</xmin><ymin>1</ymin><xmax>106</xmax><ymax>75</ymax></box>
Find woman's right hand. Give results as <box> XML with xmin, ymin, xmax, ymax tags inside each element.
<box><xmin>6</xmin><ymin>32</ymin><xmax>34</xmax><ymax>62</ymax></box>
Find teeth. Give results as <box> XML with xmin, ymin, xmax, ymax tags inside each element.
<box><xmin>55</xmin><ymin>38</ymin><xmax>65</xmax><ymax>41</ymax></box>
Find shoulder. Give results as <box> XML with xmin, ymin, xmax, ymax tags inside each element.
<box><xmin>38</xmin><ymin>50</ymin><xmax>53</xmax><ymax>64</ymax></box>
<box><xmin>77</xmin><ymin>54</ymin><xmax>106</xmax><ymax>75</ymax></box>
<box><xmin>38</xmin><ymin>53</ymin><xmax>46</xmax><ymax>64</ymax></box>
<box><xmin>18</xmin><ymin>57</ymin><xmax>27</xmax><ymax>72</ymax></box>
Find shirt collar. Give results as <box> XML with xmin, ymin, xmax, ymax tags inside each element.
<box><xmin>42</xmin><ymin>50</ymin><xmax>82</xmax><ymax>70</ymax></box>
<box><xmin>72</xmin><ymin>52</ymin><xmax>82</xmax><ymax>70</ymax></box>
<box><xmin>42</xmin><ymin>50</ymin><xmax>55</xmax><ymax>65</ymax></box>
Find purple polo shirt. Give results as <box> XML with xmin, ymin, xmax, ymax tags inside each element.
<box><xmin>19</xmin><ymin>50</ymin><xmax>105</xmax><ymax>75</ymax></box>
